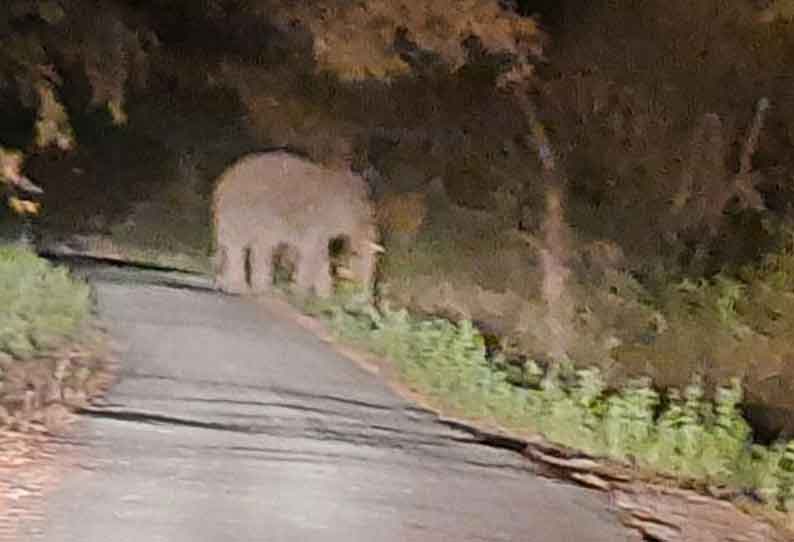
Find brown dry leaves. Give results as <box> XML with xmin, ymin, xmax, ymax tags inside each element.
<box><xmin>0</xmin><ymin>328</ymin><xmax>116</xmax><ymax>540</ymax></box>
<box><xmin>0</xmin><ymin>430</ymin><xmax>61</xmax><ymax>541</ymax></box>
<box><xmin>261</xmin><ymin>0</ymin><xmax>542</xmax><ymax>80</ymax></box>
<box><xmin>0</xmin><ymin>148</ymin><xmax>24</xmax><ymax>185</ymax></box>
<box><xmin>0</xmin><ymin>329</ymin><xmax>117</xmax><ymax>434</ymax></box>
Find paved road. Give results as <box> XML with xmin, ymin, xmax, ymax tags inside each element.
<box><xmin>17</xmin><ymin>265</ymin><xmax>632</xmax><ymax>541</ymax></box>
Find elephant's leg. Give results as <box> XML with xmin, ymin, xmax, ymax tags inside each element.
<box><xmin>216</xmin><ymin>243</ymin><xmax>248</xmax><ymax>294</ymax></box>
<box><xmin>249</xmin><ymin>239</ymin><xmax>276</xmax><ymax>294</ymax></box>
<box><xmin>312</xmin><ymin>254</ymin><xmax>334</xmax><ymax>298</ymax></box>
<box><xmin>295</xmin><ymin>233</ymin><xmax>333</xmax><ymax>298</ymax></box>
<box><xmin>350</xmin><ymin>227</ymin><xmax>379</xmax><ymax>295</ymax></box>
<box><xmin>212</xmin><ymin>244</ymin><xmax>227</xmax><ymax>285</ymax></box>
<box><xmin>351</xmin><ymin>247</ymin><xmax>376</xmax><ymax>292</ymax></box>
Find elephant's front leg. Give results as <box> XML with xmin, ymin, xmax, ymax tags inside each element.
<box><xmin>295</xmin><ymin>232</ymin><xmax>333</xmax><ymax>298</ymax></box>
<box><xmin>351</xmin><ymin>249</ymin><xmax>376</xmax><ymax>293</ymax></box>
<box><xmin>350</xmin><ymin>229</ymin><xmax>380</xmax><ymax>296</ymax></box>
<box><xmin>249</xmin><ymin>239</ymin><xmax>276</xmax><ymax>294</ymax></box>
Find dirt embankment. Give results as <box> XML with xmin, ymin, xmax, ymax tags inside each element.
<box><xmin>0</xmin><ymin>327</ymin><xmax>117</xmax><ymax>434</ymax></box>
<box><xmin>0</xmin><ymin>325</ymin><xmax>117</xmax><ymax>539</ymax></box>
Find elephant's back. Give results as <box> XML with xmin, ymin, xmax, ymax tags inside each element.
<box><xmin>215</xmin><ymin>151</ymin><xmax>314</xmax><ymax>203</ymax></box>
<box><xmin>213</xmin><ymin>150</ymin><xmax>371</xmax><ymax>221</ymax></box>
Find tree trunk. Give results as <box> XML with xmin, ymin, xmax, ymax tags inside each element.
<box><xmin>513</xmin><ymin>90</ymin><xmax>574</xmax><ymax>363</ymax></box>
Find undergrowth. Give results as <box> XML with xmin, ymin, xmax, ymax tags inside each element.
<box><xmin>0</xmin><ymin>244</ymin><xmax>91</xmax><ymax>358</ymax></box>
<box><xmin>298</xmin><ymin>281</ymin><xmax>794</xmax><ymax>514</ymax></box>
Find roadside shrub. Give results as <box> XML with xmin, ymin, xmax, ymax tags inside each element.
<box><xmin>310</xmin><ymin>289</ymin><xmax>794</xmax><ymax>514</ymax></box>
<box><xmin>0</xmin><ymin>244</ymin><xmax>91</xmax><ymax>358</ymax></box>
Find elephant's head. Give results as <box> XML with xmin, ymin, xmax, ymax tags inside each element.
<box><xmin>330</xmin><ymin>221</ymin><xmax>383</xmax><ymax>296</ymax></box>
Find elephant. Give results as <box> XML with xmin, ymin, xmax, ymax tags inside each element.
<box><xmin>211</xmin><ymin>150</ymin><xmax>380</xmax><ymax>298</ymax></box>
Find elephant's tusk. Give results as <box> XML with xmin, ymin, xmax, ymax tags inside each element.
<box><xmin>369</xmin><ymin>242</ymin><xmax>385</xmax><ymax>253</ymax></box>
<box><xmin>336</xmin><ymin>267</ymin><xmax>355</xmax><ymax>280</ymax></box>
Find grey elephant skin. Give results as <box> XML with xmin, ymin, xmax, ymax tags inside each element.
<box><xmin>212</xmin><ymin>150</ymin><xmax>378</xmax><ymax>297</ymax></box>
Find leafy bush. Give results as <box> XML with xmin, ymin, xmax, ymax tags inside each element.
<box><xmin>310</xmin><ymin>287</ymin><xmax>794</xmax><ymax>513</ymax></box>
<box><xmin>0</xmin><ymin>244</ymin><xmax>91</xmax><ymax>358</ymax></box>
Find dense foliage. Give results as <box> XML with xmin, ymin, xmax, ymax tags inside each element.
<box><xmin>0</xmin><ymin>0</ymin><xmax>543</xmax><ymax>148</ymax></box>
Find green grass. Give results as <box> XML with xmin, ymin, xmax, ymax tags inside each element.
<box><xmin>299</xmin><ymin>283</ymin><xmax>794</xmax><ymax>515</ymax></box>
<box><xmin>0</xmin><ymin>244</ymin><xmax>91</xmax><ymax>358</ymax></box>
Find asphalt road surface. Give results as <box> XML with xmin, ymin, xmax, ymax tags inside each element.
<box><xmin>16</xmin><ymin>264</ymin><xmax>632</xmax><ymax>541</ymax></box>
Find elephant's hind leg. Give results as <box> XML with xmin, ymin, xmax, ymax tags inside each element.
<box><xmin>216</xmin><ymin>243</ymin><xmax>249</xmax><ymax>295</ymax></box>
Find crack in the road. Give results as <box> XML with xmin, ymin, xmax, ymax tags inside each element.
<box><xmin>148</xmin><ymin>395</ymin><xmax>364</xmax><ymax>419</ymax></box>
<box><xmin>458</xmin><ymin>458</ymin><xmax>536</xmax><ymax>474</ymax></box>
<box><xmin>77</xmin><ymin>406</ymin><xmax>474</xmax><ymax>453</ymax></box>
<box><xmin>436</xmin><ymin>418</ymin><xmax>528</xmax><ymax>452</ymax></box>
<box><xmin>75</xmin><ymin>404</ymin><xmax>541</xmax><ymax>477</ymax></box>
<box><xmin>84</xmin><ymin>381</ymin><xmax>536</xmax><ymax>468</ymax></box>
<box><xmin>78</xmin><ymin>407</ymin><xmax>264</xmax><ymax>434</ymax></box>
<box><xmin>118</xmin><ymin>371</ymin><xmax>400</xmax><ymax>412</ymax></box>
